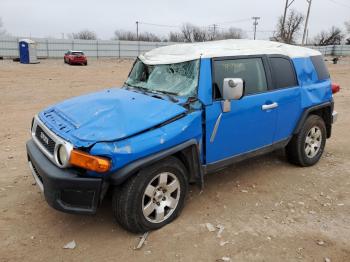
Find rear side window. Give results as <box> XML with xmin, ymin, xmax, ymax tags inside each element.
<box><xmin>269</xmin><ymin>57</ymin><xmax>298</xmax><ymax>89</ymax></box>
<box><xmin>311</xmin><ymin>55</ymin><xmax>330</xmax><ymax>80</ymax></box>
<box><xmin>213</xmin><ymin>58</ymin><xmax>268</xmax><ymax>97</ymax></box>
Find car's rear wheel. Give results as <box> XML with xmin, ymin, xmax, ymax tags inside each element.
<box><xmin>286</xmin><ymin>114</ymin><xmax>326</xmax><ymax>166</ymax></box>
<box><xmin>84</xmin><ymin>61</ymin><xmax>87</xmax><ymax>66</ymax></box>
<box><xmin>112</xmin><ymin>156</ymin><xmax>188</xmax><ymax>233</ymax></box>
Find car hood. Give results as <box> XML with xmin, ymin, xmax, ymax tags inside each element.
<box><xmin>39</xmin><ymin>88</ymin><xmax>187</xmax><ymax>147</ymax></box>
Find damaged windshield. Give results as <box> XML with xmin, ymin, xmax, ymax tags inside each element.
<box><xmin>125</xmin><ymin>59</ymin><xmax>200</xmax><ymax>97</ymax></box>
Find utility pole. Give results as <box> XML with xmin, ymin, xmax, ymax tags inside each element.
<box><xmin>136</xmin><ymin>21</ymin><xmax>140</xmax><ymax>55</ymax></box>
<box><xmin>252</xmin><ymin>17</ymin><xmax>260</xmax><ymax>40</ymax></box>
<box><xmin>136</xmin><ymin>21</ymin><xmax>139</xmax><ymax>41</ymax></box>
<box><xmin>282</xmin><ymin>0</ymin><xmax>295</xmax><ymax>38</ymax></box>
<box><xmin>211</xmin><ymin>24</ymin><xmax>218</xmax><ymax>40</ymax></box>
<box><xmin>302</xmin><ymin>0</ymin><xmax>312</xmax><ymax>46</ymax></box>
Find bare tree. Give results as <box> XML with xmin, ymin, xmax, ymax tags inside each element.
<box><xmin>138</xmin><ymin>32</ymin><xmax>161</xmax><ymax>42</ymax></box>
<box><xmin>114</xmin><ymin>30</ymin><xmax>161</xmax><ymax>42</ymax></box>
<box><xmin>180</xmin><ymin>23</ymin><xmax>208</xmax><ymax>42</ymax></box>
<box><xmin>169</xmin><ymin>31</ymin><xmax>185</xmax><ymax>42</ymax></box>
<box><xmin>216</xmin><ymin>27</ymin><xmax>246</xmax><ymax>40</ymax></box>
<box><xmin>345</xmin><ymin>21</ymin><xmax>350</xmax><ymax>45</ymax></box>
<box><xmin>272</xmin><ymin>9</ymin><xmax>304</xmax><ymax>44</ymax></box>
<box><xmin>114</xmin><ymin>30</ymin><xmax>137</xmax><ymax>41</ymax></box>
<box><xmin>71</xmin><ymin>30</ymin><xmax>97</xmax><ymax>40</ymax></box>
<box><xmin>313</xmin><ymin>27</ymin><xmax>344</xmax><ymax>46</ymax></box>
<box><xmin>0</xmin><ymin>18</ymin><xmax>7</xmax><ymax>36</ymax></box>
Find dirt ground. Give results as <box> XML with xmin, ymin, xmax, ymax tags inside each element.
<box><xmin>0</xmin><ymin>57</ymin><xmax>349</xmax><ymax>262</ymax></box>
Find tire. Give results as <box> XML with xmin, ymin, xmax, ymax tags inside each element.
<box><xmin>84</xmin><ymin>61</ymin><xmax>87</xmax><ymax>66</ymax></box>
<box><xmin>113</xmin><ymin>156</ymin><xmax>188</xmax><ymax>233</ymax></box>
<box><xmin>286</xmin><ymin>114</ymin><xmax>326</xmax><ymax>167</ymax></box>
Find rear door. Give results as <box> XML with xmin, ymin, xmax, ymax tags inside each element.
<box><xmin>267</xmin><ymin>55</ymin><xmax>302</xmax><ymax>142</ymax></box>
<box><xmin>205</xmin><ymin>56</ymin><xmax>278</xmax><ymax>164</ymax></box>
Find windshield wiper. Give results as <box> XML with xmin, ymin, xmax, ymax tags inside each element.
<box><xmin>150</xmin><ymin>89</ymin><xmax>179</xmax><ymax>103</ymax></box>
<box><xmin>125</xmin><ymin>83</ymin><xmax>179</xmax><ymax>103</ymax></box>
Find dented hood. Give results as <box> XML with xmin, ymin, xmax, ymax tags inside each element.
<box><xmin>39</xmin><ymin>88</ymin><xmax>187</xmax><ymax>147</ymax></box>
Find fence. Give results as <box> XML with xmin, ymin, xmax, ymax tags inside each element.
<box><xmin>307</xmin><ymin>45</ymin><xmax>350</xmax><ymax>56</ymax></box>
<box><xmin>1</xmin><ymin>36</ymin><xmax>350</xmax><ymax>58</ymax></box>
<box><xmin>0</xmin><ymin>36</ymin><xmax>175</xmax><ymax>58</ymax></box>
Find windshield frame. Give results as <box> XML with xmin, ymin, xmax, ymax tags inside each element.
<box><xmin>125</xmin><ymin>58</ymin><xmax>200</xmax><ymax>98</ymax></box>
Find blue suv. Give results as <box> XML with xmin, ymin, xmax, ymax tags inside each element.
<box><xmin>26</xmin><ymin>40</ymin><xmax>339</xmax><ymax>233</ymax></box>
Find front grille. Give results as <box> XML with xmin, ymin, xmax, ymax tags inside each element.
<box><xmin>35</xmin><ymin>125</ymin><xmax>56</xmax><ymax>154</ymax></box>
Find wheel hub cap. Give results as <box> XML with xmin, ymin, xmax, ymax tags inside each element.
<box><xmin>142</xmin><ymin>172</ymin><xmax>180</xmax><ymax>223</ymax></box>
<box><xmin>304</xmin><ymin>126</ymin><xmax>322</xmax><ymax>158</ymax></box>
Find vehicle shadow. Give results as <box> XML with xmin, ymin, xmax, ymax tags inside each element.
<box><xmin>42</xmin><ymin>149</ymin><xmax>290</xmax><ymax>236</ymax></box>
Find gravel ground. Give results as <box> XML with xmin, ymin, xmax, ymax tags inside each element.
<box><xmin>0</xmin><ymin>58</ymin><xmax>349</xmax><ymax>262</ymax></box>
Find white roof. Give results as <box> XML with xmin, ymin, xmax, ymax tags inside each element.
<box><xmin>139</xmin><ymin>39</ymin><xmax>321</xmax><ymax>65</ymax></box>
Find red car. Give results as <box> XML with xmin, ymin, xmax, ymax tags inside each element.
<box><xmin>64</xmin><ymin>50</ymin><xmax>87</xmax><ymax>65</ymax></box>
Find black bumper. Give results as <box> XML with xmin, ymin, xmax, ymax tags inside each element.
<box><xmin>26</xmin><ymin>139</ymin><xmax>102</xmax><ymax>215</ymax></box>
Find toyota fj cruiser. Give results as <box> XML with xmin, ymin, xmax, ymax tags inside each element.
<box><xmin>26</xmin><ymin>40</ymin><xmax>339</xmax><ymax>233</ymax></box>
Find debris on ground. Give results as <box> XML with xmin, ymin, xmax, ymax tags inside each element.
<box><xmin>317</xmin><ymin>240</ymin><xmax>325</xmax><ymax>246</ymax></box>
<box><xmin>216</xmin><ymin>224</ymin><xmax>225</xmax><ymax>238</ymax></box>
<box><xmin>219</xmin><ymin>240</ymin><xmax>229</xmax><ymax>246</ymax></box>
<box><xmin>134</xmin><ymin>232</ymin><xmax>149</xmax><ymax>250</ymax></box>
<box><xmin>63</xmin><ymin>240</ymin><xmax>76</xmax><ymax>249</ymax></box>
<box><xmin>205</xmin><ymin>223</ymin><xmax>216</xmax><ymax>232</ymax></box>
<box><xmin>216</xmin><ymin>257</ymin><xmax>231</xmax><ymax>261</ymax></box>
<box><xmin>324</xmin><ymin>257</ymin><xmax>331</xmax><ymax>262</ymax></box>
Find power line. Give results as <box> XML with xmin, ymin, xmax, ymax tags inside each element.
<box><xmin>328</xmin><ymin>0</ymin><xmax>350</xmax><ymax>9</ymax></box>
<box><xmin>213</xmin><ymin>18</ymin><xmax>252</xmax><ymax>26</ymax></box>
<box><xmin>138</xmin><ymin>21</ymin><xmax>180</xmax><ymax>28</ymax></box>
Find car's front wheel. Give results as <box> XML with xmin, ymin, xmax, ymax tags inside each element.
<box><xmin>113</xmin><ymin>156</ymin><xmax>188</xmax><ymax>233</ymax></box>
<box><xmin>286</xmin><ymin>114</ymin><xmax>326</xmax><ymax>166</ymax></box>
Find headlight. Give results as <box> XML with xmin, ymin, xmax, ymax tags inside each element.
<box><xmin>57</xmin><ymin>145</ymin><xmax>69</xmax><ymax>166</ymax></box>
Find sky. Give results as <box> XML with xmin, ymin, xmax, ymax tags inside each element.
<box><xmin>0</xmin><ymin>0</ymin><xmax>349</xmax><ymax>41</ymax></box>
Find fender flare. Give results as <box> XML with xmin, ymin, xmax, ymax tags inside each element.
<box><xmin>108</xmin><ymin>139</ymin><xmax>203</xmax><ymax>188</ymax></box>
<box><xmin>293</xmin><ymin>100</ymin><xmax>333</xmax><ymax>137</ymax></box>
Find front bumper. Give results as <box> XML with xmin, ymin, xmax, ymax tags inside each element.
<box><xmin>332</xmin><ymin>111</ymin><xmax>338</xmax><ymax>123</ymax></box>
<box><xmin>26</xmin><ymin>139</ymin><xmax>102</xmax><ymax>215</ymax></box>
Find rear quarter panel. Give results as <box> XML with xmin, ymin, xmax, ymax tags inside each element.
<box><xmin>292</xmin><ymin>57</ymin><xmax>333</xmax><ymax>109</ymax></box>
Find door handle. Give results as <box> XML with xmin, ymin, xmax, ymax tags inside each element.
<box><xmin>262</xmin><ymin>102</ymin><xmax>278</xmax><ymax>110</ymax></box>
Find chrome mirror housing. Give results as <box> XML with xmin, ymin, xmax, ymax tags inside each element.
<box><xmin>220</xmin><ymin>78</ymin><xmax>244</xmax><ymax>112</ymax></box>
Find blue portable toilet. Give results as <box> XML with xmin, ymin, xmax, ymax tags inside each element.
<box><xmin>19</xmin><ymin>39</ymin><xmax>39</xmax><ymax>64</ymax></box>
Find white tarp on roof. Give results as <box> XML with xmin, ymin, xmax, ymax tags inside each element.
<box><xmin>139</xmin><ymin>39</ymin><xmax>321</xmax><ymax>65</ymax></box>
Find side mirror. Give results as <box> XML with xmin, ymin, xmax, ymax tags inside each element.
<box><xmin>220</xmin><ymin>78</ymin><xmax>244</xmax><ymax>112</ymax></box>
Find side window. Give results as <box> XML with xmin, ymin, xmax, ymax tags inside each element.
<box><xmin>269</xmin><ymin>57</ymin><xmax>298</xmax><ymax>89</ymax></box>
<box><xmin>310</xmin><ymin>55</ymin><xmax>330</xmax><ymax>80</ymax></box>
<box><xmin>213</xmin><ymin>58</ymin><xmax>268</xmax><ymax>98</ymax></box>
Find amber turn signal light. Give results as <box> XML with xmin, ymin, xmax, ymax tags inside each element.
<box><xmin>69</xmin><ymin>150</ymin><xmax>111</xmax><ymax>173</ymax></box>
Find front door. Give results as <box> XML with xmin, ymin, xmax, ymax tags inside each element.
<box><xmin>205</xmin><ymin>56</ymin><xmax>278</xmax><ymax>164</ymax></box>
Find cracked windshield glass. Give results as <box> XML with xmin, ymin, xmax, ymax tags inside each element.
<box><xmin>125</xmin><ymin>59</ymin><xmax>200</xmax><ymax>97</ymax></box>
